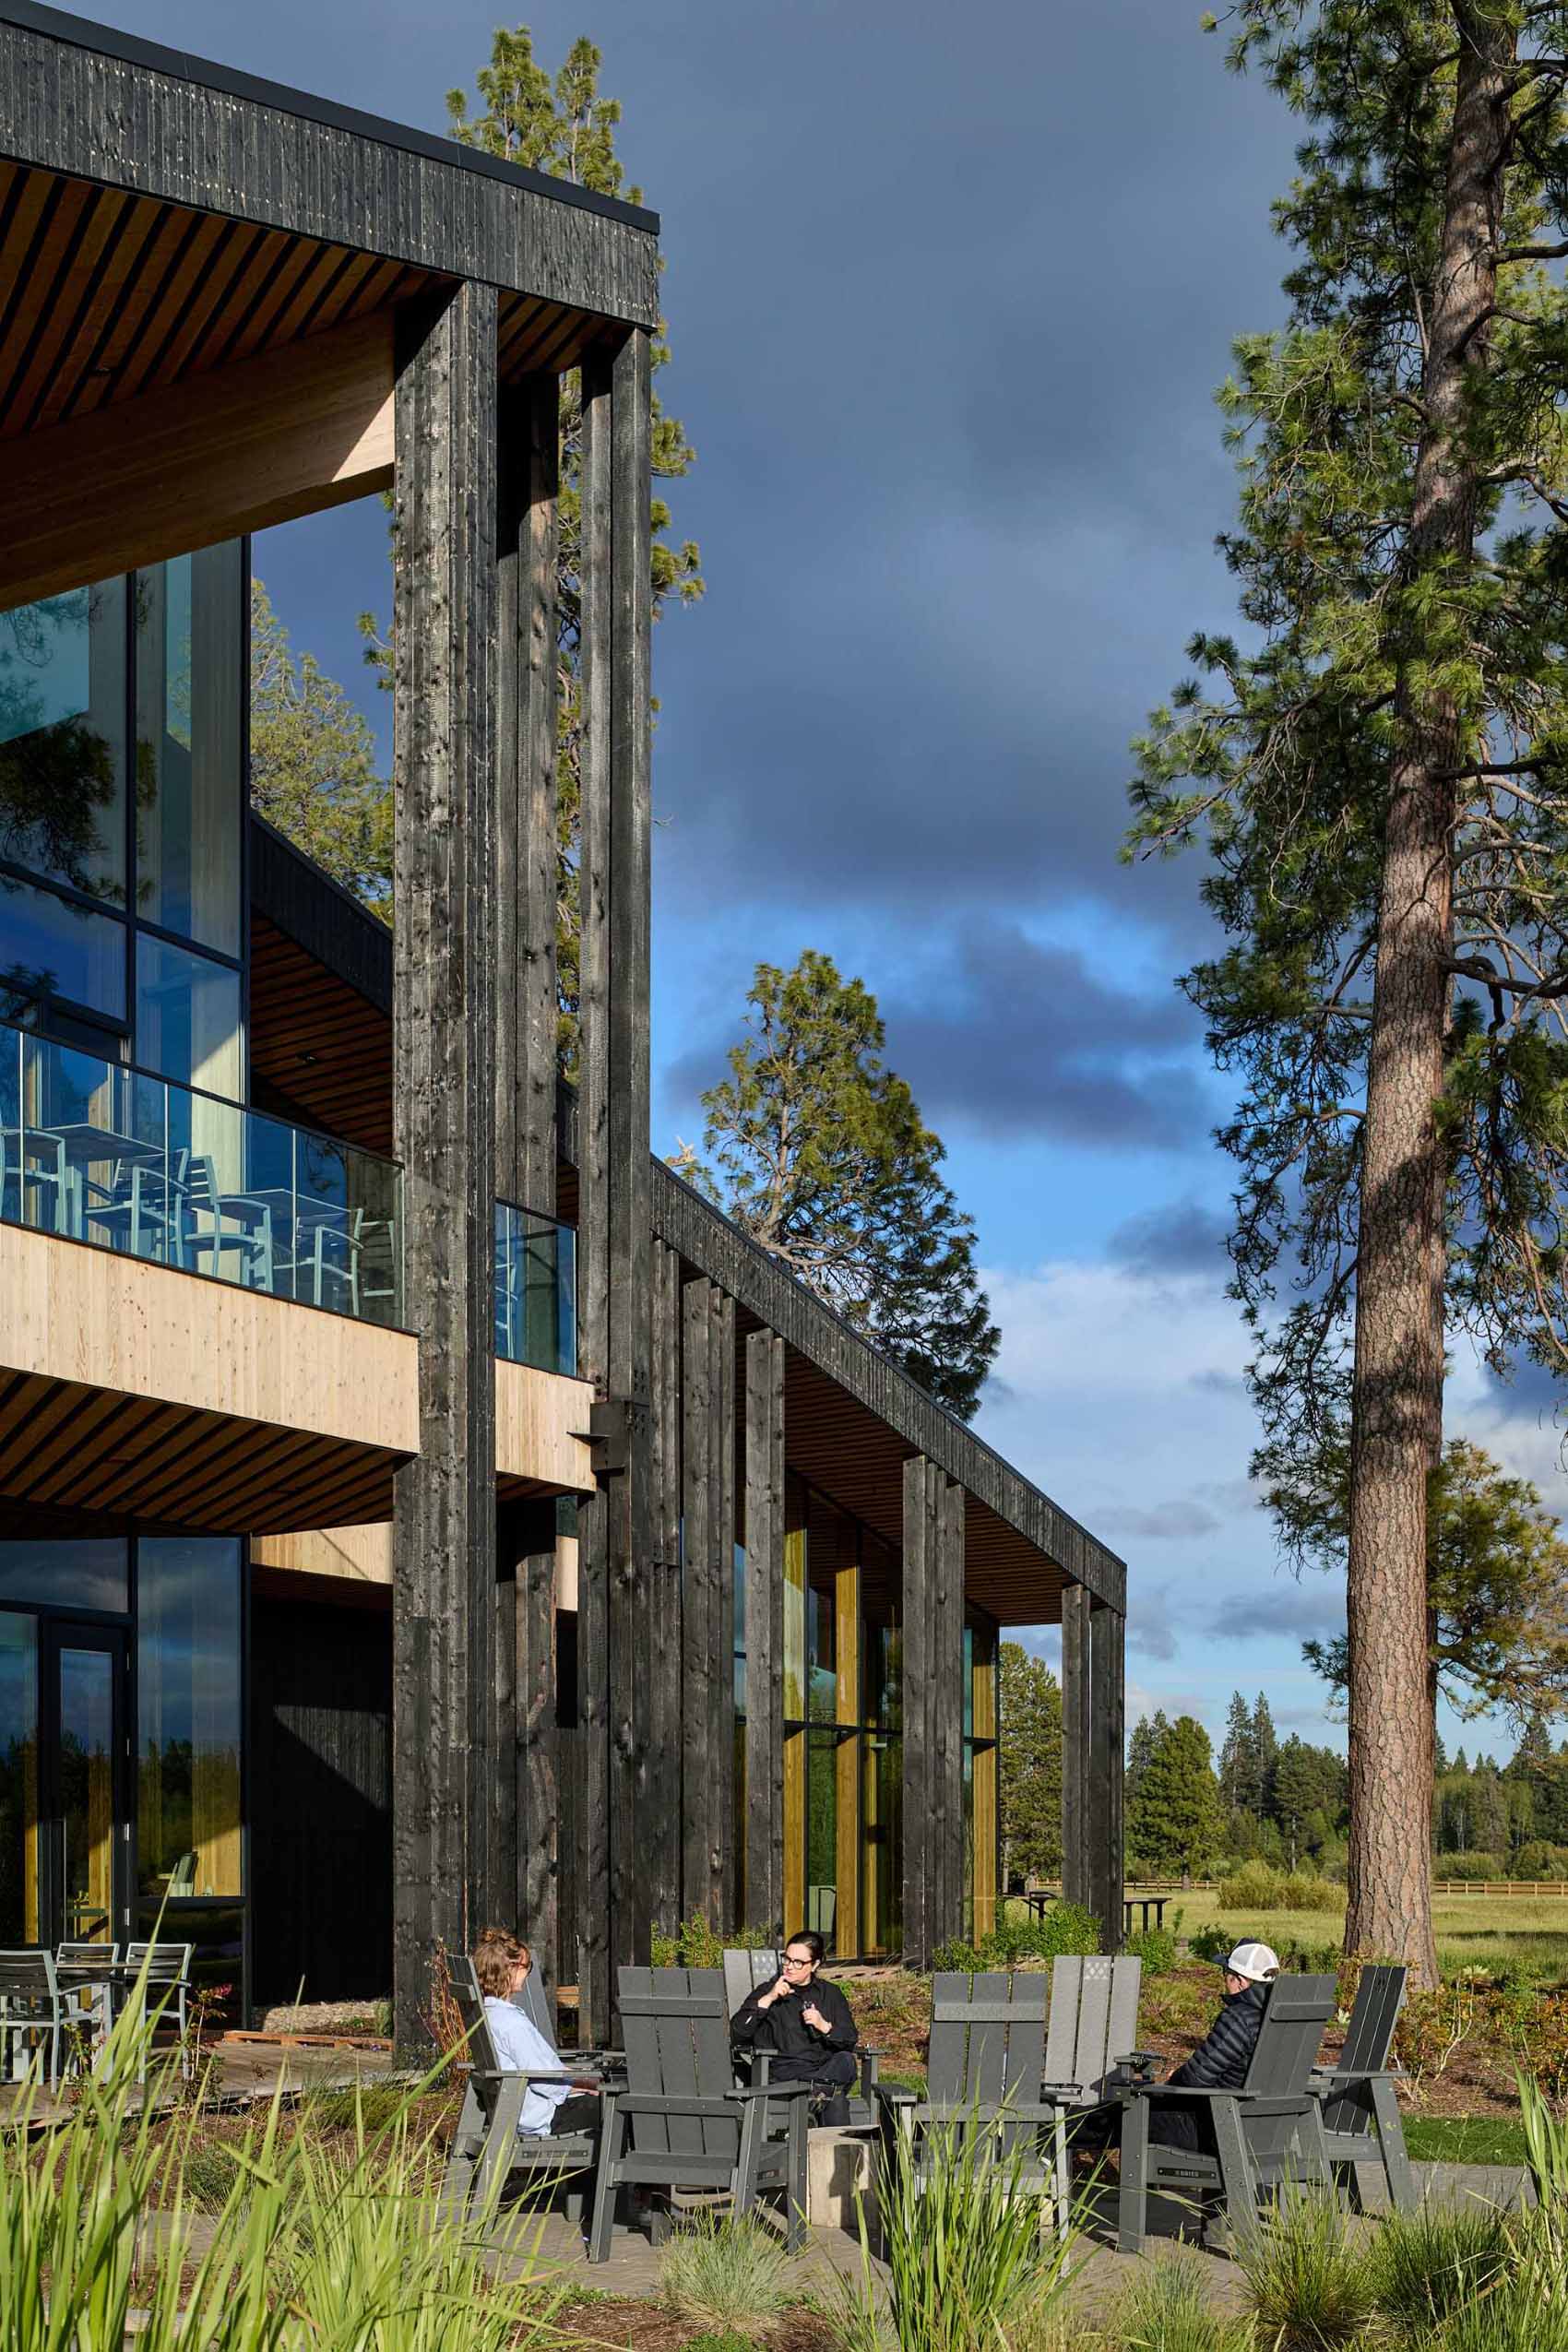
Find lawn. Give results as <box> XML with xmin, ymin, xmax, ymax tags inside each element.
<box><xmin>1155</xmin><ymin>1886</ymin><xmax>1568</xmax><ymax>1981</ymax></box>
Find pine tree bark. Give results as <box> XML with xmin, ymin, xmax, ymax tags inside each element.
<box><xmin>1345</xmin><ymin>5</ymin><xmax>1514</xmax><ymax>1986</ymax></box>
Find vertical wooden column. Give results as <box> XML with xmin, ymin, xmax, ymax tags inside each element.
<box><xmin>494</xmin><ymin>369</ymin><xmax>560</xmax><ymax>1217</ymax></box>
<box><xmin>496</xmin><ymin>1498</ymin><xmax>560</xmax><ymax>1983</ymax></box>
<box><xmin>709</xmin><ymin>1286</ymin><xmax>737</xmax><ymax>1918</ymax></box>
<box><xmin>390</xmin><ymin>279</ymin><xmax>500</xmax><ymax>2057</ymax></box>
<box><xmin>903</xmin><ymin>1459</ymin><xmax>963</xmax><ymax>1962</ymax></box>
<box><xmin>573</xmin><ymin>327</ymin><xmax>653</xmax><ymax>2040</ymax></box>
<box><xmin>971</xmin><ymin>1633</ymin><xmax>999</xmax><ymax>1942</ymax></box>
<box><xmin>1060</xmin><ymin>1582</ymin><xmax>1093</xmax><ymax>1912</ymax></box>
<box><xmin>743</xmin><ymin>1329</ymin><xmax>785</xmax><ymax>1936</ymax></box>
<box><xmin>835</xmin><ymin>1553</ymin><xmax>861</xmax><ymax>1956</ymax></box>
<box><xmin>680</xmin><ymin>1276</ymin><xmax>714</xmax><ymax>1917</ymax></box>
<box><xmin>1089</xmin><ymin>1602</ymin><xmax>1125</xmax><ymax>1952</ymax></box>
<box><xmin>644</xmin><ymin>1241</ymin><xmax>683</xmax><ymax>1954</ymax></box>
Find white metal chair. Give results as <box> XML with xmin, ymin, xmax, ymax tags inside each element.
<box><xmin>124</xmin><ymin>1941</ymin><xmax>195</xmax><ymax>2080</ymax></box>
<box><xmin>0</xmin><ymin>1950</ymin><xmax>67</xmax><ymax>2085</ymax></box>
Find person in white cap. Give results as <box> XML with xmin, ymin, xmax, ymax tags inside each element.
<box><xmin>1144</xmin><ymin>1940</ymin><xmax>1281</xmax><ymax>2152</ymax></box>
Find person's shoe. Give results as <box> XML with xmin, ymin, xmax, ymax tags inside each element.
<box><xmin>817</xmin><ymin>2092</ymin><xmax>852</xmax><ymax>2128</ymax></box>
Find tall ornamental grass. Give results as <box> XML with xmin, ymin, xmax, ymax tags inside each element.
<box><xmin>825</xmin><ymin>2111</ymin><xmax>1075</xmax><ymax>2352</ymax></box>
<box><xmin>0</xmin><ymin>1966</ymin><xmax>565</xmax><ymax>2352</ymax></box>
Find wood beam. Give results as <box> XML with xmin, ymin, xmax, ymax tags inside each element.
<box><xmin>643</xmin><ymin>1241</ymin><xmax>683</xmax><ymax>1953</ymax></box>
<box><xmin>389</xmin><ymin>281</ymin><xmax>499</xmax><ymax>2058</ymax></box>
<box><xmin>571</xmin><ymin>327</ymin><xmax>653</xmax><ymax>2041</ymax></box>
<box><xmin>1090</xmin><ymin>1602</ymin><xmax>1125</xmax><ymax>1952</ymax></box>
<box><xmin>0</xmin><ymin>310</ymin><xmax>395</xmax><ymax>609</ymax></box>
<box><xmin>495</xmin><ymin>370</ymin><xmax>560</xmax><ymax>1216</ymax></box>
<box><xmin>1060</xmin><ymin>1583</ymin><xmax>1092</xmax><ymax>1912</ymax></box>
<box><xmin>743</xmin><ymin>1328</ymin><xmax>785</xmax><ymax>1937</ymax></box>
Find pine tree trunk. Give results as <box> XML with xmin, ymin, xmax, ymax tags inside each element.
<box><xmin>1345</xmin><ymin>5</ymin><xmax>1514</xmax><ymax>1988</ymax></box>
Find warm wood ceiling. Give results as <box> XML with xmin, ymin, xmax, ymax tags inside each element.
<box><xmin>249</xmin><ymin>913</ymin><xmax>395</xmax><ymax>1161</ymax></box>
<box><xmin>0</xmin><ymin>159</ymin><xmax>622</xmax><ymax>444</ymax></box>
<box><xmin>0</xmin><ymin>1370</ymin><xmax>403</xmax><ymax>1534</ymax></box>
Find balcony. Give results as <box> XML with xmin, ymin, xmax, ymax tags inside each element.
<box><xmin>0</xmin><ymin>1020</ymin><xmax>404</xmax><ymax>1328</ymax></box>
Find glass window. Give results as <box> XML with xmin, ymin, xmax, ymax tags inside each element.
<box><xmin>134</xmin><ymin>1899</ymin><xmax>244</xmax><ymax>2003</ymax></box>
<box><xmin>137</xmin><ymin>1537</ymin><xmax>242</xmax><ymax>1898</ymax></box>
<box><xmin>0</xmin><ymin>1613</ymin><xmax>38</xmax><ymax>1943</ymax></box>
<box><xmin>135</xmin><ymin>934</ymin><xmax>241</xmax><ymax>1101</ymax></box>
<box><xmin>0</xmin><ymin>578</ymin><xmax>126</xmax><ymax>903</ymax></box>
<box><xmin>0</xmin><ymin>1538</ymin><xmax>128</xmax><ymax>1613</ymax></box>
<box><xmin>135</xmin><ymin>549</ymin><xmax>242</xmax><ymax>956</ymax></box>
<box><xmin>862</xmin><ymin>1733</ymin><xmax>901</xmax><ymax>1957</ymax></box>
<box><xmin>0</xmin><ymin>874</ymin><xmax>126</xmax><ymax>1025</ymax></box>
<box><xmin>806</xmin><ymin>1728</ymin><xmax>840</xmax><ymax>1946</ymax></box>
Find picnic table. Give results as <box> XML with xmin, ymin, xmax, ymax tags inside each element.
<box><xmin>1006</xmin><ymin>1889</ymin><xmax>1170</xmax><ymax>1937</ymax></box>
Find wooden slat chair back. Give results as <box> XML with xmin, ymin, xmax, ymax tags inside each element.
<box><xmin>1043</xmin><ymin>1955</ymin><xmax>1144</xmax><ymax>2102</ymax></box>
<box><xmin>588</xmin><ymin>1966</ymin><xmax>811</xmax><ymax>2263</ymax></box>
<box><xmin>1312</xmin><ymin>1963</ymin><xmax>1415</xmax><ymax>2213</ymax></box>
<box><xmin>0</xmin><ymin>1949</ymin><xmax>65</xmax><ymax>2085</ymax></box>
<box><xmin>513</xmin><ymin>1962</ymin><xmax>555</xmax><ymax>2046</ymax></box>
<box><xmin>438</xmin><ymin>1955</ymin><xmax>598</xmax><ymax>2229</ymax></box>
<box><xmin>878</xmin><ymin>1973</ymin><xmax>1058</xmax><ymax>2216</ymax></box>
<box><xmin>1117</xmin><ymin>1974</ymin><xmax>1338</xmax><ymax>2255</ymax></box>
<box><xmin>723</xmin><ymin>1947</ymin><xmax>781</xmax><ymax>2023</ymax></box>
<box><xmin>927</xmin><ymin>1968</ymin><xmax>1048</xmax><ymax>2117</ymax></box>
<box><xmin>124</xmin><ymin>1941</ymin><xmax>194</xmax><ymax>2081</ymax></box>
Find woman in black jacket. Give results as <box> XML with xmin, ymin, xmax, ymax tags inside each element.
<box><xmin>731</xmin><ymin>1930</ymin><xmax>859</xmax><ymax>2121</ymax></box>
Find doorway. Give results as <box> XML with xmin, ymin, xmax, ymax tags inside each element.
<box><xmin>0</xmin><ymin>1615</ymin><xmax>129</xmax><ymax>1947</ymax></box>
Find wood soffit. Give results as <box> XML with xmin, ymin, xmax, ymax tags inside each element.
<box><xmin>0</xmin><ymin>159</ymin><xmax>623</xmax><ymax>448</ymax></box>
<box><xmin>0</xmin><ymin>6</ymin><xmax>661</xmax><ymax>323</ymax></box>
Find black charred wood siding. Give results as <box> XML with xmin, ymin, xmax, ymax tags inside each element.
<box><xmin>250</xmin><ymin>1597</ymin><xmax>393</xmax><ymax>2009</ymax></box>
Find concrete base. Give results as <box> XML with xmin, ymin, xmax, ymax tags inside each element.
<box><xmin>807</xmin><ymin>2125</ymin><xmax>875</xmax><ymax>2229</ymax></box>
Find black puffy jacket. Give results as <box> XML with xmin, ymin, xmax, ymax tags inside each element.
<box><xmin>1168</xmin><ymin>1978</ymin><xmax>1270</xmax><ymax>2090</ymax></box>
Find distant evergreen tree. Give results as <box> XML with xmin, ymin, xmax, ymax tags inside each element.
<box><xmin>1218</xmin><ymin>1692</ymin><xmax>1253</xmax><ymax>1812</ymax></box>
<box><xmin>998</xmin><ymin>1644</ymin><xmax>1063</xmax><ymax>1884</ymax></box>
<box><xmin>1253</xmin><ymin>1693</ymin><xmax>1279</xmax><ymax>1820</ymax></box>
<box><xmin>1128</xmin><ymin>1715</ymin><xmax>1222</xmax><ymax>1880</ymax></box>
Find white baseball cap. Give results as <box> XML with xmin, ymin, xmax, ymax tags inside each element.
<box><xmin>1224</xmin><ymin>1942</ymin><xmax>1281</xmax><ymax>1983</ymax></box>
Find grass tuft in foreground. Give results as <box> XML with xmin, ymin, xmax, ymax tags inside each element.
<box><xmin>659</xmin><ymin>2212</ymin><xmax>794</xmax><ymax>2340</ymax></box>
<box><xmin>1230</xmin><ymin>2185</ymin><xmax>1375</xmax><ymax>2352</ymax></box>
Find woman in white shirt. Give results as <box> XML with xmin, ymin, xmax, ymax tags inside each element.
<box><xmin>472</xmin><ymin>1928</ymin><xmax>600</xmax><ymax>2141</ymax></box>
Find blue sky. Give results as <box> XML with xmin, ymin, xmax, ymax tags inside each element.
<box><xmin>113</xmin><ymin>0</ymin><xmax>1565</xmax><ymax>1764</ymax></box>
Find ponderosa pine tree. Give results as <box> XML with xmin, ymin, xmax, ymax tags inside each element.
<box><xmin>1130</xmin><ymin>1</ymin><xmax>1568</xmax><ymax>1983</ymax></box>
<box><xmin>694</xmin><ymin>951</ymin><xmax>1002</xmax><ymax>1417</ymax></box>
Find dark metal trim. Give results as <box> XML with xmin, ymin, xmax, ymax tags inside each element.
<box><xmin>0</xmin><ymin>0</ymin><xmax>660</xmax><ymax>234</ymax></box>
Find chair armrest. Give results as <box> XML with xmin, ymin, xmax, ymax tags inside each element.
<box><xmin>875</xmin><ymin>2085</ymin><xmax>919</xmax><ymax>2107</ymax></box>
<box><xmin>1117</xmin><ymin>2050</ymin><xmax>1161</xmax><ymax>2073</ymax></box>
<box><xmin>734</xmin><ymin>2077</ymin><xmax>815</xmax><ymax>2102</ymax></box>
<box><xmin>1311</xmin><ymin>2065</ymin><xmax>1404</xmax><ymax>2088</ymax></box>
<box><xmin>469</xmin><ymin>2066</ymin><xmax>603</xmax><ymax>2088</ymax></box>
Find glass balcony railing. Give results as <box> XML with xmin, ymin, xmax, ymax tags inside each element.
<box><xmin>495</xmin><ymin>1200</ymin><xmax>577</xmax><ymax>1375</ymax></box>
<box><xmin>0</xmin><ymin>1021</ymin><xmax>403</xmax><ymax>1329</ymax></box>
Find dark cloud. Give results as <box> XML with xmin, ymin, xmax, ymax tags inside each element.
<box><xmin>664</xmin><ymin>923</ymin><xmax>1218</xmax><ymax>1150</ymax></box>
<box><xmin>1110</xmin><ymin>1200</ymin><xmax>1232</xmax><ymax>1277</ymax></box>
<box><xmin>1209</xmin><ymin>1582</ymin><xmax>1345</xmax><ymax>1645</ymax></box>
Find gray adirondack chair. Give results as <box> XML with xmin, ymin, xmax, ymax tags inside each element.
<box><xmin>1117</xmin><ymin>1974</ymin><xmax>1337</xmax><ymax>2254</ymax></box>
<box><xmin>723</xmin><ymin>1946</ymin><xmax>882</xmax><ymax>2129</ymax></box>
<box><xmin>1039</xmin><ymin>1954</ymin><xmax>1151</xmax><ymax>2239</ymax></box>
<box><xmin>439</xmin><ymin>1956</ymin><xmax>602</xmax><ymax>2228</ymax></box>
<box><xmin>588</xmin><ymin>1966</ymin><xmax>812</xmax><ymax>2262</ymax></box>
<box><xmin>1311</xmin><ymin>1963</ymin><xmax>1416</xmax><ymax>2213</ymax></box>
<box><xmin>877</xmin><ymin>1971</ymin><xmax>1061</xmax><ymax>2221</ymax></box>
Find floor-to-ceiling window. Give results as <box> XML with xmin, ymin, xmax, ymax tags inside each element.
<box><xmin>0</xmin><ymin>549</ymin><xmax>245</xmax><ymax>1081</ymax></box>
<box><xmin>964</xmin><ymin>1613</ymin><xmax>999</xmax><ymax>1942</ymax></box>
<box><xmin>0</xmin><ymin>1534</ymin><xmax>244</xmax><ymax>1998</ymax></box>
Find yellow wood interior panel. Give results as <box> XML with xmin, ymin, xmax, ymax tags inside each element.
<box><xmin>972</xmin><ymin>1742</ymin><xmax>997</xmax><ymax>1941</ymax></box>
<box><xmin>783</xmin><ymin>1728</ymin><xmax>805</xmax><ymax>1938</ymax></box>
<box><xmin>835</xmin><ymin>1560</ymin><xmax>860</xmax><ymax>1957</ymax></box>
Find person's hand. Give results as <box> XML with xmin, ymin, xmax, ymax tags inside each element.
<box><xmin>802</xmin><ymin>2001</ymin><xmax>829</xmax><ymax>2034</ymax></box>
<box><xmin>761</xmin><ymin>1973</ymin><xmax>794</xmax><ymax>2007</ymax></box>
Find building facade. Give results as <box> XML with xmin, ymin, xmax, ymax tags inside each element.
<box><xmin>0</xmin><ymin>0</ymin><xmax>1126</xmax><ymax>2048</ymax></box>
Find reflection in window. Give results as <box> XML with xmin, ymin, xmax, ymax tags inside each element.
<box><xmin>135</xmin><ymin>935</ymin><xmax>241</xmax><ymax>1101</ymax></box>
<box><xmin>135</xmin><ymin>551</ymin><xmax>242</xmax><ymax>957</ymax></box>
<box><xmin>137</xmin><ymin>1537</ymin><xmax>242</xmax><ymax>1898</ymax></box>
<box><xmin>0</xmin><ymin>876</ymin><xmax>126</xmax><ymax>1026</ymax></box>
<box><xmin>0</xmin><ymin>579</ymin><xmax>126</xmax><ymax>903</ymax></box>
<box><xmin>0</xmin><ymin>1612</ymin><xmax>37</xmax><ymax>1943</ymax></box>
<box><xmin>0</xmin><ymin>1538</ymin><xmax>128</xmax><ymax>1613</ymax></box>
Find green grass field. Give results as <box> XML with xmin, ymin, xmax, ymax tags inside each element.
<box><xmin>1156</xmin><ymin>1887</ymin><xmax>1568</xmax><ymax>1980</ymax></box>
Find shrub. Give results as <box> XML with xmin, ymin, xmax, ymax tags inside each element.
<box><xmin>1437</xmin><ymin>1850</ymin><xmax>1504</xmax><ymax>1882</ymax></box>
<box><xmin>1396</xmin><ymin>1980</ymin><xmax>1482</xmax><ymax>2085</ymax></box>
<box><xmin>1367</xmin><ymin>2204</ymin><xmax>1511</xmax><ymax>2339</ymax></box>
<box><xmin>1277</xmin><ymin>1872</ymin><xmax>1345</xmax><ymax>1912</ymax></box>
<box><xmin>932</xmin><ymin>1937</ymin><xmax>985</xmax><ymax>1973</ymax></box>
<box><xmin>1511</xmin><ymin>1843</ymin><xmax>1568</xmax><ymax>1882</ymax></box>
<box><xmin>659</xmin><ymin>2213</ymin><xmax>792</xmax><ymax>2340</ymax></box>
<box><xmin>1034</xmin><ymin>1900</ymin><xmax>1101</xmax><ymax>1957</ymax></box>
<box><xmin>1218</xmin><ymin>1859</ymin><xmax>1283</xmax><ymax>1910</ymax></box>
<box><xmin>1189</xmin><ymin>1921</ymin><xmax>1234</xmax><ymax>1965</ymax></box>
<box><xmin>650</xmin><ymin>1917</ymin><xmax>766</xmax><ymax>1968</ymax></box>
<box><xmin>1232</xmin><ymin>2185</ymin><xmax>1376</xmax><ymax>2351</ymax></box>
<box><xmin>1123</xmin><ymin>1926</ymin><xmax>1178</xmax><ymax>1978</ymax></box>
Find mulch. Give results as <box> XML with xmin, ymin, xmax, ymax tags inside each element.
<box><xmin>555</xmin><ymin>2305</ymin><xmax>838</xmax><ymax>2352</ymax></box>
